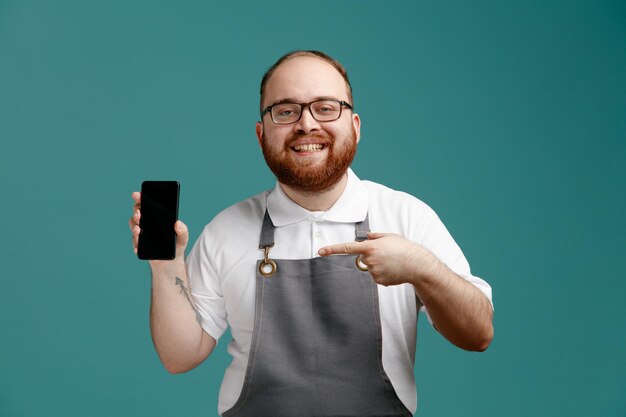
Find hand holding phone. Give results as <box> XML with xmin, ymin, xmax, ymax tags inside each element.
<box><xmin>130</xmin><ymin>181</ymin><xmax>181</xmax><ymax>260</ymax></box>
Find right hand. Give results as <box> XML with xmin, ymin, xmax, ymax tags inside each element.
<box><xmin>129</xmin><ymin>191</ymin><xmax>189</xmax><ymax>267</ymax></box>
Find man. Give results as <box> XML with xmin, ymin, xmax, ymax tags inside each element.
<box><xmin>129</xmin><ymin>50</ymin><xmax>493</xmax><ymax>416</ymax></box>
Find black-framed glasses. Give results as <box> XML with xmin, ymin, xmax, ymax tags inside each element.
<box><xmin>261</xmin><ymin>99</ymin><xmax>353</xmax><ymax>125</ymax></box>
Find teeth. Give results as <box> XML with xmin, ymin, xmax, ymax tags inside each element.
<box><xmin>293</xmin><ymin>144</ymin><xmax>324</xmax><ymax>152</ymax></box>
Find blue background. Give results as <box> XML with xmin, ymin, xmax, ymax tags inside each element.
<box><xmin>1</xmin><ymin>1</ymin><xmax>625</xmax><ymax>416</ymax></box>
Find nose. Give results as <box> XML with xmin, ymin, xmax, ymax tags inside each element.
<box><xmin>294</xmin><ymin>106</ymin><xmax>321</xmax><ymax>134</ymax></box>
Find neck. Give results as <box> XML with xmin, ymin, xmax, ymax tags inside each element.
<box><xmin>279</xmin><ymin>173</ymin><xmax>349</xmax><ymax>212</ymax></box>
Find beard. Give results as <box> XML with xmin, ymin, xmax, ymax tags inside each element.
<box><xmin>261</xmin><ymin>127</ymin><xmax>357</xmax><ymax>193</ymax></box>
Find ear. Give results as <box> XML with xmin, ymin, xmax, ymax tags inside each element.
<box><xmin>352</xmin><ymin>113</ymin><xmax>361</xmax><ymax>144</ymax></box>
<box><xmin>255</xmin><ymin>121</ymin><xmax>263</xmax><ymax>147</ymax></box>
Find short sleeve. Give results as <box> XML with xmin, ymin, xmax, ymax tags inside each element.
<box><xmin>186</xmin><ymin>226</ymin><xmax>229</xmax><ymax>342</ymax></box>
<box><xmin>415</xmin><ymin>208</ymin><xmax>494</xmax><ymax>319</ymax></box>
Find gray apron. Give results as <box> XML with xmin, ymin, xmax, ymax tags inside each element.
<box><xmin>223</xmin><ymin>211</ymin><xmax>413</xmax><ymax>417</ymax></box>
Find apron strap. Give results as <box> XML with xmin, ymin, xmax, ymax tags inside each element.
<box><xmin>259</xmin><ymin>209</ymin><xmax>370</xmax><ymax>249</ymax></box>
<box><xmin>259</xmin><ymin>210</ymin><xmax>275</xmax><ymax>249</ymax></box>
<box><xmin>355</xmin><ymin>215</ymin><xmax>370</xmax><ymax>242</ymax></box>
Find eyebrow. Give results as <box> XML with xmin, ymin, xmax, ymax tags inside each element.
<box><xmin>268</xmin><ymin>96</ymin><xmax>344</xmax><ymax>107</ymax></box>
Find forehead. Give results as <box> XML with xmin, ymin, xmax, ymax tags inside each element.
<box><xmin>263</xmin><ymin>56</ymin><xmax>350</xmax><ymax>106</ymax></box>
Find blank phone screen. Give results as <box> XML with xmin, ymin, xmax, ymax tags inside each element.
<box><xmin>137</xmin><ymin>181</ymin><xmax>179</xmax><ymax>260</ymax></box>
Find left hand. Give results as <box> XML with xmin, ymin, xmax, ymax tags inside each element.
<box><xmin>318</xmin><ymin>233</ymin><xmax>440</xmax><ymax>287</ymax></box>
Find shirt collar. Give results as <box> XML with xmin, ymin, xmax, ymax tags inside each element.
<box><xmin>266</xmin><ymin>168</ymin><xmax>369</xmax><ymax>227</ymax></box>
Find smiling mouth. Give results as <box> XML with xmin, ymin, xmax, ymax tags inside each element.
<box><xmin>291</xmin><ymin>143</ymin><xmax>326</xmax><ymax>153</ymax></box>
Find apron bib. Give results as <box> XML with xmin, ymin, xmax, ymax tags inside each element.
<box><xmin>223</xmin><ymin>211</ymin><xmax>412</xmax><ymax>417</ymax></box>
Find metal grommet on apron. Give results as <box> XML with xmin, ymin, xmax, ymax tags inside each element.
<box><xmin>258</xmin><ymin>246</ymin><xmax>277</xmax><ymax>276</ymax></box>
<box><xmin>223</xmin><ymin>210</ymin><xmax>412</xmax><ymax>417</ymax></box>
<box><xmin>355</xmin><ymin>254</ymin><xmax>369</xmax><ymax>271</ymax></box>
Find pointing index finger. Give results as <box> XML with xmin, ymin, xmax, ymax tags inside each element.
<box><xmin>318</xmin><ymin>241</ymin><xmax>367</xmax><ymax>256</ymax></box>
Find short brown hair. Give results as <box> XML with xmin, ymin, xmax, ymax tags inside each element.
<box><xmin>259</xmin><ymin>50</ymin><xmax>353</xmax><ymax>111</ymax></box>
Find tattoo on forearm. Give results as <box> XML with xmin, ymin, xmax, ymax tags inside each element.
<box><xmin>175</xmin><ymin>277</ymin><xmax>202</xmax><ymax>326</ymax></box>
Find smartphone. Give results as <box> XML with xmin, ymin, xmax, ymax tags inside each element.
<box><xmin>137</xmin><ymin>181</ymin><xmax>180</xmax><ymax>260</ymax></box>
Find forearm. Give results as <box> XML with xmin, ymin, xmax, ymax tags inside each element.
<box><xmin>412</xmin><ymin>255</ymin><xmax>493</xmax><ymax>351</ymax></box>
<box><xmin>150</xmin><ymin>260</ymin><xmax>215</xmax><ymax>373</ymax></box>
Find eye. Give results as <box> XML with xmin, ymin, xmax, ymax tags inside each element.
<box><xmin>313</xmin><ymin>101</ymin><xmax>339</xmax><ymax>114</ymax></box>
<box><xmin>274</xmin><ymin>104</ymin><xmax>299</xmax><ymax>118</ymax></box>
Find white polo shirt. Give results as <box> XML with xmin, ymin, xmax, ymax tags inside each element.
<box><xmin>187</xmin><ymin>168</ymin><xmax>493</xmax><ymax>415</ymax></box>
